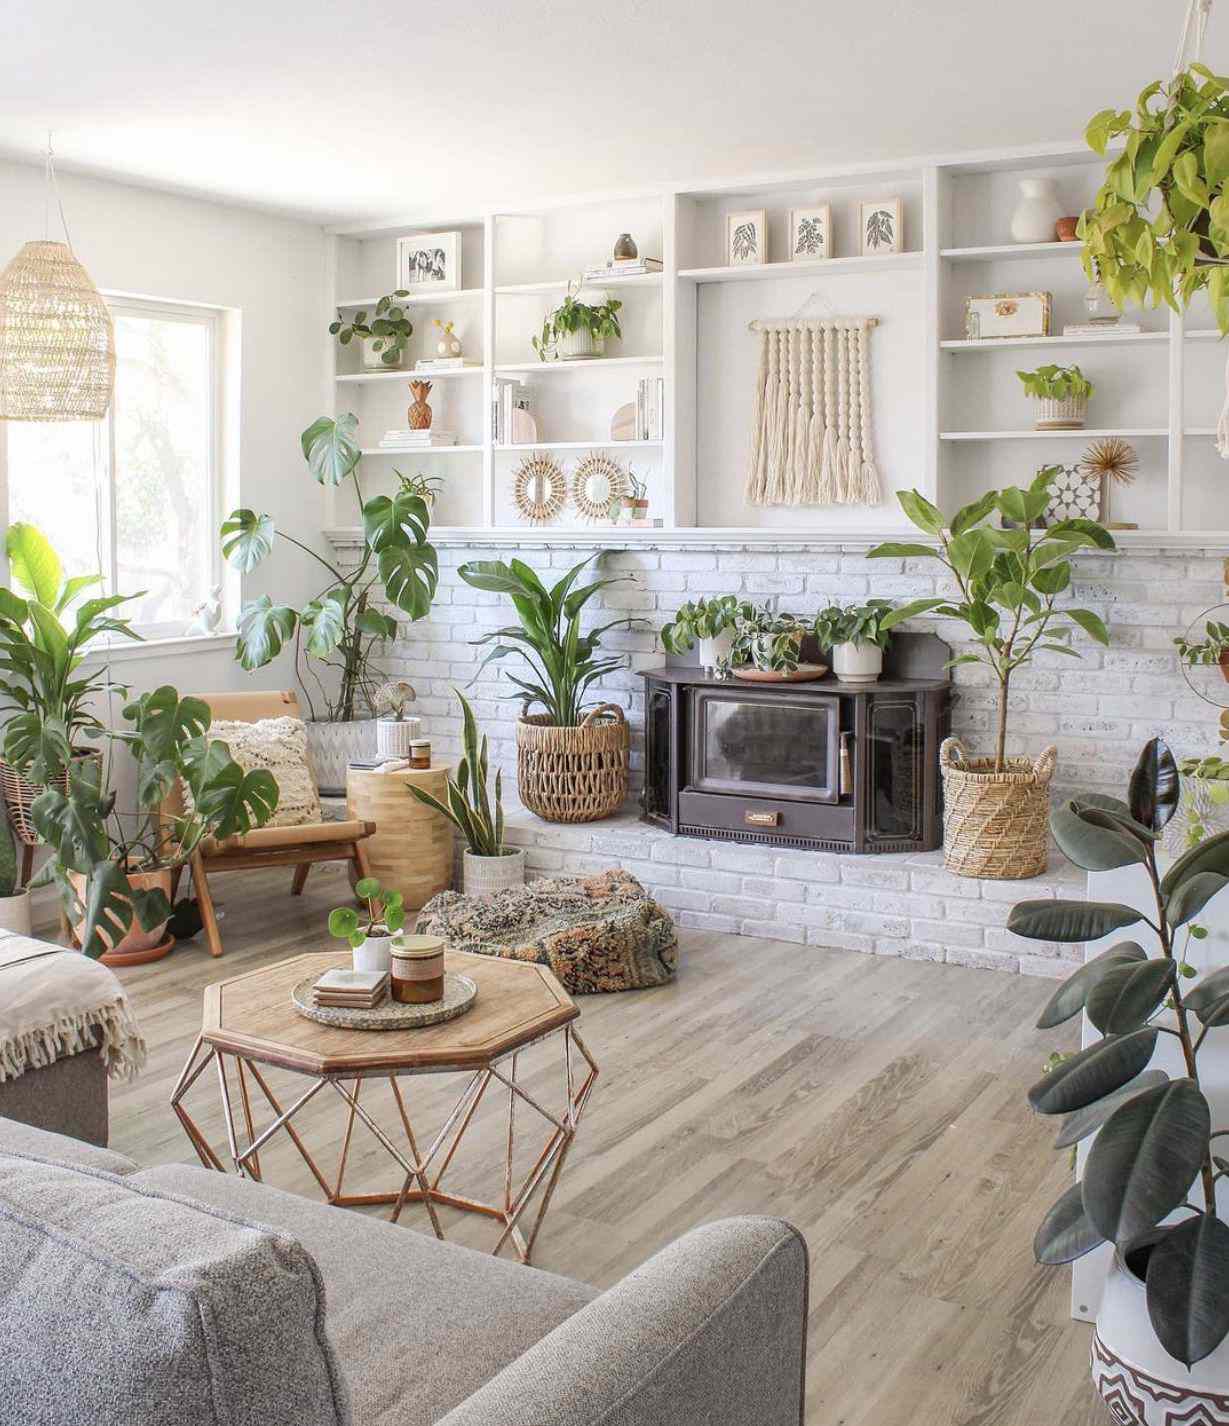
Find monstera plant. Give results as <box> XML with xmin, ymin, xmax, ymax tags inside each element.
<box><xmin>220</xmin><ymin>413</ymin><xmax>439</xmax><ymax>724</ymax></box>
<box><xmin>1016</xmin><ymin>738</ymin><xmax>1229</xmax><ymax>1373</ymax></box>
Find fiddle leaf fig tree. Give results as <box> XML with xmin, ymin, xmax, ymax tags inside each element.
<box><xmin>868</xmin><ymin>469</ymin><xmax>1114</xmax><ymax>772</ymax></box>
<box><xmin>1018</xmin><ymin>738</ymin><xmax>1229</xmax><ymax>1368</ymax></box>
<box><xmin>220</xmin><ymin>414</ymin><xmax>438</xmax><ymax>722</ymax></box>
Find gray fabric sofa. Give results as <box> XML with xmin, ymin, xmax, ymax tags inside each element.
<box><xmin>0</xmin><ymin>1116</ymin><xmax>808</xmax><ymax>1426</ymax></box>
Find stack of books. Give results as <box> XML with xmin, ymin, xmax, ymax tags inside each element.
<box><xmin>582</xmin><ymin>257</ymin><xmax>663</xmax><ymax>282</ymax></box>
<box><xmin>631</xmin><ymin>377</ymin><xmax>664</xmax><ymax>441</ymax></box>
<box><xmin>415</xmin><ymin>357</ymin><xmax>471</xmax><ymax>372</ymax></box>
<box><xmin>379</xmin><ymin>429</ymin><xmax>459</xmax><ymax>449</ymax></box>
<box><xmin>492</xmin><ymin>377</ymin><xmax>532</xmax><ymax>444</ymax></box>
<box><xmin>313</xmin><ymin>968</ymin><xmax>389</xmax><ymax>1009</ymax></box>
<box><xmin>1061</xmin><ymin>317</ymin><xmax>1142</xmax><ymax>336</ymax></box>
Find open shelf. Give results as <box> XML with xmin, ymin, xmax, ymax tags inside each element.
<box><xmin>679</xmin><ymin>252</ymin><xmax>921</xmax><ymax>283</ymax></box>
<box><xmin>496</xmin><ymin>440</ymin><xmax>663</xmax><ymax>451</ymax></box>
<box><xmin>361</xmin><ymin>445</ymin><xmax>483</xmax><ymax>455</ymax></box>
<box><xmin>337</xmin><ymin>366</ymin><xmax>486</xmax><ymax>383</ymax></box>
<box><xmin>337</xmin><ymin>290</ymin><xmax>486</xmax><ymax>307</ymax></box>
<box><xmin>940</xmin><ymin>427</ymin><xmax>1168</xmax><ymax>441</ymax></box>
<box><xmin>941</xmin><ymin>332</ymin><xmax>1169</xmax><ymax>352</ymax></box>
<box><xmin>940</xmin><ymin>241</ymin><xmax>1084</xmax><ymax>262</ymax></box>
<box><xmin>494</xmin><ymin>355</ymin><xmax>663</xmax><ymax>374</ymax></box>
<box><xmin>495</xmin><ymin>274</ymin><xmax>663</xmax><ymax>295</ymax></box>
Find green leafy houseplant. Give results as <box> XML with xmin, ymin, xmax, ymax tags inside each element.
<box><xmin>660</xmin><ymin>596</ymin><xmax>755</xmax><ymax>656</ymax></box>
<box><xmin>869</xmin><ymin>473</ymin><xmax>1114</xmax><ymax>771</ymax></box>
<box><xmin>405</xmin><ymin>690</ymin><xmax>510</xmax><ymax>858</ymax></box>
<box><xmin>1175</xmin><ymin>618</ymin><xmax>1229</xmax><ymax>674</ymax></box>
<box><xmin>1015</xmin><ymin>737</ymin><xmax>1229</xmax><ymax>1368</ymax></box>
<box><xmin>0</xmin><ymin>803</ymin><xmax>21</xmax><ymax>901</ymax></box>
<box><xmin>531</xmin><ymin>283</ymin><xmax>623</xmax><ymax>361</ymax></box>
<box><xmin>220</xmin><ymin>413</ymin><xmax>439</xmax><ymax>722</ymax></box>
<box><xmin>32</xmin><ymin>686</ymin><xmax>279</xmax><ymax>958</ymax></box>
<box><xmin>329</xmin><ymin>293</ymin><xmax>414</xmax><ymax>367</ymax></box>
<box><xmin>1082</xmin><ymin>66</ymin><xmax>1229</xmax><ymax>331</ymax></box>
<box><xmin>1174</xmin><ymin>754</ymin><xmax>1229</xmax><ymax>850</ymax></box>
<box><xmin>1016</xmin><ymin>364</ymin><xmax>1095</xmax><ymax>402</ymax></box>
<box><xmin>812</xmin><ymin>599</ymin><xmax>896</xmax><ymax>651</ymax></box>
<box><xmin>729</xmin><ymin>609</ymin><xmax>809</xmax><ymax>675</ymax></box>
<box><xmin>328</xmin><ymin>876</ymin><xmax>405</xmax><ymax>948</ymax></box>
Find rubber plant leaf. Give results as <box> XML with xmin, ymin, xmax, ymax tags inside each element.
<box><xmin>1026</xmin><ymin>1028</ymin><xmax>1158</xmax><ymax>1115</ymax></box>
<box><xmin>1035</xmin><ymin>942</ymin><xmax>1148</xmax><ymax>1029</ymax></box>
<box><xmin>1034</xmin><ymin>1181</ymin><xmax>1105</xmax><ymax>1265</ymax></box>
<box><xmin>1129</xmin><ymin>737</ymin><xmax>1180</xmax><ymax>833</ymax></box>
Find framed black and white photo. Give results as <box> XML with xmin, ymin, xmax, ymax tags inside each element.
<box><xmin>788</xmin><ymin>205</ymin><xmax>831</xmax><ymax>261</ymax></box>
<box><xmin>396</xmin><ymin>231</ymin><xmax>461</xmax><ymax>293</ymax></box>
<box><xmin>726</xmin><ymin>209</ymin><xmax>766</xmax><ymax>267</ymax></box>
<box><xmin>858</xmin><ymin>198</ymin><xmax>901</xmax><ymax>256</ymax></box>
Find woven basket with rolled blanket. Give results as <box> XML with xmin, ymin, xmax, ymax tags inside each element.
<box><xmin>417</xmin><ymin>869</ymin><xmax>677</xmax><ymax>993</ymax></box>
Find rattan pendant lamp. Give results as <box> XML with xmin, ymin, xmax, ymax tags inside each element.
<box><xmin>0</xmin><ymin>138</ymin><xmax>114</xmax><ymax>421</ymax></box>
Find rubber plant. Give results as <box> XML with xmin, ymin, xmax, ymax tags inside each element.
<box><xmin>405</xmin><ymin>689</ymin><xmax>511</xmax><ymax>857</ymax></box>
<box><xmin>220</xmin><ymin>413</ymin><xmax>439</xmax><ymax>722</ymax></box>
<box><xmin>1015</xmin><ymin>737</ymin><xmax>1229</xmax><ymax>1368</ymax></box>
<box><xmin>868</xmin><ymin>470</ymin><xmax>1114</xmax><ymax>771</ymax></box>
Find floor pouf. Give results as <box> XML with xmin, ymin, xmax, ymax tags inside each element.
<box><xmin>416</xmin><ymin>869</ymin><xmax>678</xmax><ymax>993</ymax></box>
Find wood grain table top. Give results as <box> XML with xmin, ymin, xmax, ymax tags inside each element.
<box><xmin>201</xmin><ymin>949</ymin><xmax>578</xmax><ymax>1076</ymax></box>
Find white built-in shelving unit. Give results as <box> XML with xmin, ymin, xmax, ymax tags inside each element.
<box><xmin>321</xmin><ymin>140</ymin><xmax>1229</xmax><ymax>544</ymax></box>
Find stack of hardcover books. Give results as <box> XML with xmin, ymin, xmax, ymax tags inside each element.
<box><xmin>378</xmin><ymin>429</ymin><xmax>458</xmax><ymax>449</ymax></box>
<box><xmin>313</xmin><ymin>967</ymin><xmax>389</xmax><ymax>1009</ymax></box>
<box><xmin>582</xmin><ymin>257</ymin><xmax>663</xmax><ymax>282</ymax></box>
<box><xmin>634</xmin><ymin>376</ymin><xmax>664</xmax><ymax>441</ymax></box>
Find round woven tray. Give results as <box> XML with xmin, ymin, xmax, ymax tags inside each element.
<box><xmin>290</xmin><ymin>971</ymin><xmax>477</xmax><ymax>1030</ymax></box>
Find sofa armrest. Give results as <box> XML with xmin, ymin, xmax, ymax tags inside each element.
<box><xmin>437</xmin><ymin>1216</ymin><xmax>807</xmax><ymax>1426</ymax></box>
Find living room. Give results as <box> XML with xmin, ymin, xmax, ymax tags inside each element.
<box><xmin>3</xmin><ymin>2</ymin><xmax>1229</xmax><ymax>1423</ymax></box>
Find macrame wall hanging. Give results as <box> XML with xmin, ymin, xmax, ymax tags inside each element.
<box><xmin>745</xmin><ymin>316</ymin><xmax>881</xmax><ymax>507</ymax></box>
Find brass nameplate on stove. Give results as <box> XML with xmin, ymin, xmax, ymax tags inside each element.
<box><xmin>744</xmin><ymin>810</ymin><xmax>780</xmax><ymax>828</ymax></box>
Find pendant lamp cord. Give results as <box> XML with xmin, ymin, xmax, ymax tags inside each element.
<box><xmin>43</xmin><ymin>133</ymin><xmax>73</xmax><ymax>252</ymax></box>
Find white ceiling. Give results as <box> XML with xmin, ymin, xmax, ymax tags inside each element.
<box><xmin>0</xmin><ymin>0</ymin><xmax>1199</xmax><ymax>225</ymax></box>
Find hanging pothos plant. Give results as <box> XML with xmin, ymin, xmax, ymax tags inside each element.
<box><xmin>1082</xmin><ymin>64</ymin><xmax>1229</xmax><ymax>331</ymax></box>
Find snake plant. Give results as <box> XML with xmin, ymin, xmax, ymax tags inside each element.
<box><xmin>405</xmin><ymin>690</ymin><xmax>510</xmax><ymax>857</ymax></box>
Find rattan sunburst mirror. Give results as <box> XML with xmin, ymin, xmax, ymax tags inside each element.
<box><xmin>571</xmin><ymin>450</ymin><xmax>627</xmax><ymax>523</ymax></box>
<box><xmin>511</xmin><ymin>451</ymin><xmax>566</xmax><ymax>524</ymax></box>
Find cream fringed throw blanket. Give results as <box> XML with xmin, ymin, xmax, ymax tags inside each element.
<box><xmin>0</xmin><ymin>933</ymin><xmax>146</xmax><ymax>1084</ymax></box>
<box><xmin>746</xmin><ymin>317</ymin><xmax>881</xmax><ymax>506</ymax></box>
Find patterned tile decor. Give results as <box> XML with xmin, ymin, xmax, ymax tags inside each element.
<box><xmin>1092</xmin><ymin>1331</ymin><xmax>1229</xmax><ymax>1426</ymax></box>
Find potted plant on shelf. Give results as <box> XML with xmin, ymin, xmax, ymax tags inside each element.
<box><xmin>618</xmin><ymin>470</ymin><xmax>650</xmax><ymax>524</ymax></box>
<box><xmin>405</xmin><ymin>689</ymin><xmax>525</xmax><ymax>895</ymax></box>
<box><xmin>328</xmin><ymin>876</ymin><xmax>405</xmax><ymax>975</ymax></box>
<box><xmin>397</xmin><ymin>469</ymin><xmax>443</xmax><ymax>509</ymax></box>
<box><xmin>1017</xmin><ymin>364</ymin><xmax>1095</xmax><ymax>430</ymax></box>
<box><xmin>531</xmin><ymin>282</ymin><xmax>623</xmax><ymax>362</ymax></box>
<box><xmin>661</xmin><ymin>595</ymin><xmax>755</xmax><ymax>670</ymax></box>
<box><xmin>728</xmin><ymin>608</ymin><xmax>815</xmax><ymax>680</ymax></box>
<box><xmin>1015</xmin><ymin>737</ymin><xmax>1229</xmax><ymax>1419</ymax></box>
<box><xmin>329</xmin><ymin>293</ymin><xmax>414</xmax><ymax>370</ymax></box>
<box><xmin>0</xmin><ymin>802</ymin><xmax>30</xmax><ymax>936</ymax></box>
<box><xmin>32</xmin><ymin>686</ymin><xmax>279</xmax><ymax>962</ymax></box>
<box><xmin>220</xmin><ymin>412</ymin><xmax>439</xmax><ymax>794</ymax></box>
<box><xmin>1168</xmin><ymin>753</ymin><xmax>1229</xmax><ymax>854</ymax></box>
<box><xmin>813</xmin><ymin>599</ymin><xmax>897</xmax><ymax>684</ymax></box>
<box><xmin>869</xmin><ymin>472</ymin><xmax>1114</xmax><ymax>878</ymax></box>
<box><xmin>457</xmin><ymin>552</ymin><xmax>641</xmax><ymax>823</ymax></box>
<box><xmin>1175</xmin><ymin>618</ymin><xmax>1229</xmax><ymax>682</ymax></box>
<box><xmin>372</xmin><ymin>678</ymin><xmax>420</xmax><ymax>759</ymax></box>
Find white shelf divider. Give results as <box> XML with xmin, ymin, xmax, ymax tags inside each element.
<box><xmin>941</xmin><ymin>332</ymin><xmax>1170</xmax><ymax>352</ymax></box>
<box><xmin>495</xmin><ymin>274</ymin><xmax>663</xmax><ymax>295</ymax></box>
<box><xmin>940</xmin><ymin>240</ymin><xmax>1084</xmax><ymax>261</ymax></box>
<box><xmin>360</xmin><ymin>445</ymin><xmax>483</xmax><ymax>456</ymax></box>
<box><xmin>494</xmin><ymin>355</ymin><xmax>664</xmax><ymax>374</ymax></box>
<box><xmin>495</xmin><ymin>440</ymin><xmax>664</xmax><ymax>452</ymax></box>
<box><xmin>336</xmin><ymin>289</ymin><xmax>486</xmax><ymax>307</ymax></box>
<box><xmin>679</xmin><ymin>252</ymin><xmax>921</xmax><ymax>283</ymax></box>
<box><xmin>940</xmin><ymin>427</ymin><xmax>1169</xmax><ymax>441</ymax></box>
<box><xmin>337</xmin><ymin>365</ymin><xmax>486</xmax><ymax>383</ymax></box>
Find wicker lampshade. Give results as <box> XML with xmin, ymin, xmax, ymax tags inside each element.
<box><xmin>0</xmin><ymin>240</ymin><xmax>115</xmax><ymax>421</ymax></box>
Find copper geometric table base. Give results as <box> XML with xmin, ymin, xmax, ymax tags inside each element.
<box><xmin>170</xmin><ymin>1023</ymin><xmax>599</xmax><ymax>1265</ymax></box>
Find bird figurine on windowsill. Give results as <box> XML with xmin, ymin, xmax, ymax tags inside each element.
<box><xmin>187</xmin><ymin>584</ymin><xmax>224</xmax><ymax>636</ymax></box>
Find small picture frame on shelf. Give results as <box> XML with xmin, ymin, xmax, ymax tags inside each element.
<box><xmin>788</xmin><ymin>205</ymin><xmax>831</xmax><ymax>262</ymax></box>
<box><xmin>964</xmin><ymin>291</ymin><xmax>1052</xmax><ymax>340</ymax></box>
<box><xmin>859</xmin><ymin>198</ymin><xmax>901</xmax><ymax>255</ymax></box>
<box><xmin>396</xmin><ymin>231</ymin><xmax>462</xmax><ymax>294</ymax></box>
<box><xmin>727</xmin><ymin>209</ymin><xmax>766</xmax><ymax>266</ymax></box>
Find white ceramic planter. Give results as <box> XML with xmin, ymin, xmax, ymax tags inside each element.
<box><xmin>352</xmin><ymin>931</ymin><xmax>393</xmax><ymax>976</ymax></box>
<box><xmin>376</xmin><ymin>717</ymin><xmax>422</xmax><ymax>759</ymax></box>
<box><xmin>555</xmin><ymin>327</ymin><xmax>604</xmax><ymax>361</ymax></box>
<box><xmin>1092</xmin><ymin>1250</ymin><xmax>1229</xmax><ymax>1424</ymax></box>
<box><xmin>305</xmin><ymin>718</ymin><xmax>378</xmax><ymax>797</ymax></box>
<box><xmin>698</xmin><ymin>630</ymin><xmax>735</xmax><ymax>669</ymax></box>
<box><xmin>832</xmin><ymin>642</ymin><xmax>884</xmax><ymax>684</ymax></box>
<box><xmin>1031</xmin><ymin>394</ymin><xmax>1088</xmax><ymax>430</ymax></box>
<box><xmin>462</xmin><ymin>847</ymin><xmax>526</xmax><ymax>896</ymax></box>
<box><xmin>361</xmin><ymin>335</ymin><xmax>405</xmax><ymax>371</ymax></box>
<box><xmin>1010</xmin><ymin>177</ymin><xmax>1062</xmax><ymax>244</ymax></box>
<box><xmin>0</xmin><ymin>890</ymin><xmax>31</xmax><ymax>936</ymax></box>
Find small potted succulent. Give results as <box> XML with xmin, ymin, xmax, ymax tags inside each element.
<box><xmin>812</xmin><ymin>599</ymin><xmax>896</xmax><ymax>684</ymax></box>
<box><xmin>328</xmin><ymin>876</ymin><xmax>406</xmax><ymax>975</ymax></box>
<box><xmin>1175</xmin><ymin>619</ymin><xmax>1229</xmax><ymax>683</ymax></box>
<box><xmin>329</xmin><ymin>293</ymin><xmax>414</xmax><ymax>370</ymax></box>
<box><xmin>1017</xmin><ymin>363</ymin><xmax>1095</xmax><ymax>430</ymax></box>
<box><xmin>532</xmin><ymin>282</ymin><xmax>623</xmax><ymax>361</ymax></box>
<box><xmin>661</xmin><ymin>595</ymin><xmax>755</xmax><ymax>670</ymax></box>
<box><xmin>618</xmin><ymin>470</ymin><xmax>650</xmax><ymax>523</ymax></box>
<box><xmin>372</xmin><ymin>678</ymin><xmax>420</xmax><ymax>759</ymax></box>
<box><xmin>729</xmin><ymin>608</ymin><xmax>811</xmax><ymax>678</ymax></box>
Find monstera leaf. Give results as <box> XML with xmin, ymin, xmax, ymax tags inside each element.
<box><xmin>3</xmin><ymin>711</ymin><xmax>72</xmax><ymax>784</ymax></box>
<box><xmin>76</xmin><ymin>861</ymin><xmax>173</xmax><ymax>961</ymax></box>
<box><xmin>31</xmin><ymin>774</ymin><xmax>110</xmax><ymax>875</ymax></box>
<box><xmin>235</xmin><ymin>597</ymin><xmax>297</xmax><ymax>671</ymax></box>
<box><xmin>193</xmin><ymin>761</ymin><xmax>279</xmax><ymax>840</ymax></box>
<box><xmin>301</xmin><ymin>590</ymin><xmax>349</xmax><ymax>656</ymax></box>
<box><xmin>126</xmin><ymin>687</ymin><xmax>210</xmax><ymax>764</ymax></box>
<box><xmin>379</xmin><ymin>541</ymin><xmax>439</xmax><ymax>619</ymax></box>
<box><xmin>220</xmin><ymin>509</ymin><xmax>275</xmax><ymax>571</ymax></box>
<box><xmin>301</xmin><ymin>413</ymin><xmax>360</xmax><ymax>486</ymax></box>
<box><xmin>363</xmin><ymin>491</ymin><xmax>431</xmax><ymax>552</ymax></box>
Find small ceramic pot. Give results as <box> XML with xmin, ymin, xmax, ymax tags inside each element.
<box><xmin>698</xmin><ymin>630</ymin><xmax>735</xmax><ymax>670</ymax></box>
<box><xmin>353</xmin><ymin>929</ymin><xmax>393</xmax><ymax>976</ymax></box>
<box><xmin>361</xmin><ymin>335</ymin><xmax>404</xmax><ymax>371</ymax></box>
<box><xmin>1220</xmin><ymin>647</ymin><xmax>1229</xmax><ymax>684</ymax></box>
<box><xmin>832</xmin><ymin>642</ymin><xmax>884</xmax><ymax>684</ymax></box>
<box><xmin>555</xmin><ymin>327</ymin><xmax>603</xmax><ymax>360</ymax></box>
<box><xmin>376</xmin><ymin>717</ymin><xmax>422</xmax><ymax>758</ymax></box>
<box><xmin>390</xmin><ymin>934</ymin><xmax>446</xmax><ymax>1004</ymax></box>
<box><xmin>0</xmin><ymin>890</ymin><xmax>31</xmax><ymax>936</ymax></box>
<box><xmin>1010</xmin><ymin>177</ymin><xmax>1063</xmax><ymax>244</ymax></box>
<box><xmin>1031</xmin><ymin>394</ymin><xmax>1088</xmax><ymax>430</ymax></box>
<box><xmin>462</xmin><ymin>847</ymin><xmax>526</xmax><ymax>896</ymax></box>
<box><xmin>1055</xmin><ymin>215</ymin><xmax>1080</xmax><ymax>242</ymax></box>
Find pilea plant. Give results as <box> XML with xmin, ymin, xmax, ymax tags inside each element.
<box><xmin>1015</xmin><ymin>737</ymin><xmax>1229</xmax><ymax>1368</ymax></box>
<box><xmin>329</xmin><ymin>293</ymin><xmax>414</xmax><ymax>366</ymax></box>
<box><xmin>812</xmin><ymin>599</ymin><xmax>896</xmax><ymax>651</ymax></box>
<box><xmin>660</xmin><ymin>596</ymin><xmax>755</xmax><ymax>656</ymax></box>
<box><xmin>531</xmin><ymin>283</ymin><xmax>623</xmax><ymax>360</ymax></box>
<box><xmin>328</xmin><ymin>877</ymin><xmax>406</xmax><ymax>948</ymax></box>
<box><xmin>1016</xmin><ymin>364</ymin><xmax>1095</xmax><ymax>401</ymax></box>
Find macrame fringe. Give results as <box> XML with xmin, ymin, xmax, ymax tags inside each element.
<box><xmin>0</xmin><ymin>999</ymin><xmax>147</xmax><ymax>1085</ymax></box>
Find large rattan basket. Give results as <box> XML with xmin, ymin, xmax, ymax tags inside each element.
<box><xmin>516</xmin><ymin>703</ymin><xmax>629</xmax><ymax>824</ymax></box>
<box><xmin>0</xmin><ymin>751</ymin><xmax>100</xmax><ymax>846</ymax></box>
<box><xmin>939</xmin><ymin>738</ymin><xmax>1057</xmax><ymax>880</ymax></box>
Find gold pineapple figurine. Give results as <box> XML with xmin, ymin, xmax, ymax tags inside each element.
<box><xmin>407</xmin><ymin>380</ymin><xmax>433</xmax><ymax>431</ymax></box>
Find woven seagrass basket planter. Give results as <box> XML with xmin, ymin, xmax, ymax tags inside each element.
<box><xmin>516</xmin><ymin>703</ymin><xmax>629</xmax><ymax>824</ymax></box>
<box><xmin>0</xmin><ymin>750</ymin><xmax>101</xmax><ymax>846</ymax></box>
<box><xmin>940</xmin><ymin>737</ymin><xmax>1057</xmax><ymax>880</ymax></box>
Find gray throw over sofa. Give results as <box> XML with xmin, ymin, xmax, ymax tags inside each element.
<box><xmin>0</xmin><ymin>1115</ymin><xmax>808</xmax><ymax>1425</ymax></box>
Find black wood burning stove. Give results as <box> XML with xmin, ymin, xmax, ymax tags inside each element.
<box><xmin>640</xmin><ymin>632</ymin><xmax>951</xmax><ymax>854</ymax></box>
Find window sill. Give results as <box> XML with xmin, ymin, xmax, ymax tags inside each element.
<box><xmin>82</xmin><ymin>631</ymin><xmax>237</xmax><ymax>665</ymax></box>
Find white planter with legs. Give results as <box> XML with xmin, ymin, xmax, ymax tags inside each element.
<box><xmin>0</xmin><ymin>890</ymin><xmax>31</xmax><ymax>936</ymax></box>
<box><xmin>832</xmin><ymin>642</ymin><xmax>884</xmax><ymax>684</ymax></box>
<box><xmin>305</xmin><ymin>718</ymin><xmax>378</xmax><ymax>796</ymax></box>
<box><xmin>462</xmin><ymin>848</ymin><xmax>526</xmax><ymax>896</ymax></box>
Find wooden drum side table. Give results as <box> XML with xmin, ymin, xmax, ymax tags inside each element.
<box><xmin>347</xmin><ymin>763</ymin><xmax>453</xmax><ymax>910</ymax></box>
<box><xmin>170</xmin><ymin>950</ymin><xmax>598</xmax><ymax>1265</ymax></box>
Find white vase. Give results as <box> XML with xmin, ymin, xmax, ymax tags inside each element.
<box><xmin>832</xmin><ymin>642</ymin><xmax>884</xmax><ymax>684</ymax></box>
<box><xmin>462</xmin><ymin>847</ymin><xmax>526</xmax><ymax>896</ymax></box>
<box><xmin>1092</xmin><ymin>1249</ymin><xmax>1229</xmax><ymax>1424</ymax></box>
<box><xmin>352</xmin><ymin>931</ymin><xmax>393</xmax><ymax>976</ymax></box>
<box><xmin>0</xmin><ymin>890</ymin><xmax>31</xmax><ymax>936</ymax></box>
<box><xmin>1010</xmin><ymin>177</ymin><xmax>1063</xmax><ymax>244</ymax></box>
<box><xmin>376</xmin><ymin>717</ymin><xmax>422</xmax><ymax>758</ymax></box>
<box><xmin>1031</xmin><ymin>394</ymin><xmax>1088</xmax><ymax>430</ymax></box>
<box><xmin>305</xmin><ymin>718</ymin><xmax>378</xmax><ymax>797</ymax></box>
<box><xmin>361</xmin><ymin>335</ymin><xmax>404</xmax><ymax>371</ymax></box>
<box><xmin>698</xmin><ymin>630</ymin><xmax>735</xmax><ymax>669</ymax></box>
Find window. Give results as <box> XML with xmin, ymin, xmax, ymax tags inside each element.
<box><xmin>5</xmin><ymin>297</ymin><xmax>223</xmax><ymax>639</ymax></box>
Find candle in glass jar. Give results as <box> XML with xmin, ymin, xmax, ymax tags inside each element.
<box><xmin>408</xmin><ymin>739</ymin><xmax>431</xmax><ymax>769</ymax></box>
<box><xmin>389</xmin><ymin>934</ymin><xmax>445</xmax><ymax>1003</ymax></box>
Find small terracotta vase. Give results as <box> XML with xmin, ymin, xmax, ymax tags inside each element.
<box><xmin>1056</xmin><ymin>216</ymin><xmax>1080</xmax><ymax>242</ymax></box>
<box><xmin>407</xmin><ymin>380</ymin><xmax>433</xmax><ymax>431</ymax></box>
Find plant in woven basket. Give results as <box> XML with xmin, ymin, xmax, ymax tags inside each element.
<box><xmin>1016</xmin><ymin>737</ymin><xmax>1229</xmax><ymax>1370</ymax></box>
<box><xmin>405</xmin><ymin>690</ymin><xmax>511</xmax><ymax>857</ymax></box>
<box><xmin>870</xmin><ymin>472</ymin><xmax>1114</xmax><ymax>772</ymax></box>
<box><xmin>328</xmin><ymin>877</ymin><xmax>406</xmax><ymax>947</ymax></box>
<box><xmin>329</xmin><ymin>293</ymin><xmax>414</xmax><ymax>366</ymax></box>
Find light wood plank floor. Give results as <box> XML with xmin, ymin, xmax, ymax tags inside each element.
<box><xmin>109</xmin><ymin>864</ymin><xmax>1101</xmax><ymax>1425</ymax></box>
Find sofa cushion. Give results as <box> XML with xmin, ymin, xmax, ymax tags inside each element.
<box><xmin>0</xmin><ymin>1112</ymin><xmax>135</xmax><ymax>1171</ymax></box>
<box><xmin>135</xmin><ymin>1163</ymin><xmax>598</xmax><ymax>1426</ymax></box>
<box><xmin>0</xmin><ymin>1152</ymin><xmax>350</xmax><ymax>1426</ymax></box>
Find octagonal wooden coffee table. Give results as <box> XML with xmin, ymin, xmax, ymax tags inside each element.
<box><xmin>171</xmin><ymin>949</ymin><xmax>598</xmax><ymax>1264</ymax></box>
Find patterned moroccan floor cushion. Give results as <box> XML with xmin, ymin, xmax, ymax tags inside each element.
<box><xmin>416</xmin><ymin>869</ymin><xmax>677</xmax><ymax>994</ymax></box>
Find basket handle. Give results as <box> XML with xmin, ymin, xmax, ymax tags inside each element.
<box><xmin>580</xmin><ymin>702</ymin><xmax>626</xmax><ymax>728</ymax></box>
<box><xmin>1033</xmin><ymin>744</ymin><xmax>1058</xmax><ymax>784</ymax></box>
<box><xmin>939</xmin><ymin>737</ymin><xmax>966</xmax><ymax>772</ymax></box>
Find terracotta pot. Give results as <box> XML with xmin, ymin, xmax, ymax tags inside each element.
<box><xmin>68</xmin><ymin>866</ymin><xmax>175</xmax><ymax>965</ymax></box>
<box><xmin>1220</xmin><ymin>647</ymin><xmax>1229</xmax><ymax>684</ymax></box>
<box><xmin>1055</xmin><ymin>216</ymin><xmax>1080</xmax><ymax>242</ymax></box>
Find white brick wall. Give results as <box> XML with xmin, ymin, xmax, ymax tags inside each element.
<box><xmin>335</xmin><ymin>533</ymin><xmax>1227</xmax><ymax>979</ymax></box>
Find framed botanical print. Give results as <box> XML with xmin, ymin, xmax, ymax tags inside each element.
<box><xmin>727</xmin><ymin>209</ymin><xmax>766</xmax><ymax>266</ymax></box>
<box><xmin>788</xmin><ymin>205</ymin><xmax>831</xmax><ymax>261</ymax></box>
<box><xmin>859</xmin><ymin>198</ymin><xmax>901</xmax><ymax>255</ymax></box>
<box><xmin>396</xmin><ymin>231</ymin><xmax>462</xmax><ymax>294</ymax></box>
